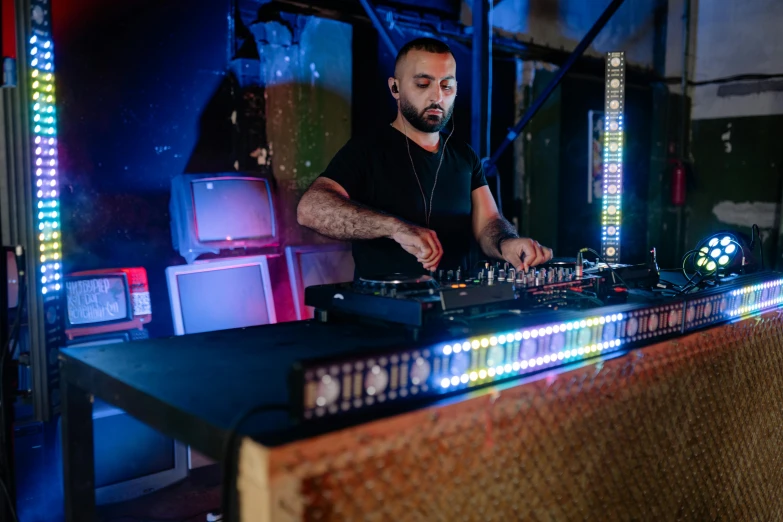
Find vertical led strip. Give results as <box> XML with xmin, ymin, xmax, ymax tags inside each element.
<box><xmin>29</xmin><ymin>26</ymin><xmax>62</xmax><ymax>295</ymax></box>
<box><xmin>601</xmin><ymin>52</ymin><xmax>625</xmax><ymax>264</ymax></box>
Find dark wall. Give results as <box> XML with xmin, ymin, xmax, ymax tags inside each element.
<box><xmin>689</xmin><ymin>115</ymin><xmax>783</xmax><ymax>269</ymax></box>
<box><xmin>55</xmin><ymin>0</ymin><xmax>232</xmax><ymax>338</ymax></box>
<box><xmin>527</xmin><ymin>69</ymin><xmax>653</xmax><ymax>263</ymax></box>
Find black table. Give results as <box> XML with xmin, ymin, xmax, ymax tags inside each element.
<box><xmin>58</xmin><ymin>319</ymin><xmax>408</xmax><ymax>521</ymax></box>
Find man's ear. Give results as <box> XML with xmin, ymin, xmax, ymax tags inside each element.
<box><xmin>388</xmin><ymin>77</ymin><xmax>400</xmax><ymax>99</ymax></box>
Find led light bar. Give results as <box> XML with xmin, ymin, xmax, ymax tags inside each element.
<box><xmin>29</xmin><ymin>3</ymin><xmax>62</xmax><ymax>297</ymax></box>
<box><xmin>601</xmin><ymin>51</ymin><xmax>625</xmax><ymax>264</ymax></box>
<box><xmin>294</xmin><ymin>272</ymin><xmax>783</xmax><ymax>421</ymax></box>
<box><xmin>684</xmin><ymin>278</ymin><xmax>783</xmax><ymax>332</ymax></box>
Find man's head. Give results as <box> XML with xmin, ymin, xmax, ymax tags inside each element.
<box><xmin>389</xmin><ymin>38</ymin><xmax>457</xmax><ymax>133</ymax></box>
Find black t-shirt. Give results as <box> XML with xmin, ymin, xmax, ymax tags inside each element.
<box><xmin>318</xmin><ymin>124</ymin><xmax>488</xmax><ymax>278</ymax></box>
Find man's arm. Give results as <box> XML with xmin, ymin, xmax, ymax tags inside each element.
<box><xmin>471</xmin><ymin>186</ymin><xmax>552</xmax><ymax>270</ymax></box>
<box><xmin>471</xmin><ymin>186</ymin><xmax>517</xmax><ymax>258</ymax></box>
<box><xmin>297</xmin><ymin>177</ymin><xmax>399</xmax><ymax>240</ymax></box>
<box><xmin>297</xmin><ymin>177</ymin><xmax>443</xmax><ymax>270</ymax></box>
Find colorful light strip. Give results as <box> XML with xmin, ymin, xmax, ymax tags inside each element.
<box><xmin>303</xmin><ymin>301</ymin><xmax>683</xmax><ymax>419</ymax></box>
<box><xmin>29</xmin><ymin>33</ymin><xmax>62</xmax><ymax>296</ymax></box>
<box><xmin>729</xmin><ymin>279</ymin><xmax>783</xmax><ymax>317</ymax></box>
<box><xmin>601</xmin><ymin>51</ymin><xmax>625</xmax><ymax>264</ymax></box>
<box><xmin>683</xmin><ymin>278</ymin><xmax>783</xmax><ymax>332</ymax></box>
<box><xmin>437</xmin><ymin>314</ymin><xmax>626</xmax><ymax>390</ymax></box>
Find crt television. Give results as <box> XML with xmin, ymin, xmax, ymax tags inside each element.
<box><xmin>57</xmin><ymin>398</ymin><xmax>188</xmax><ymax>505</ymax></box>
<box><xmin>170</xmin><ymin>174</ymin><xmax>277</xmax><ymax>264</ymax></box>
<box><xmin>285</xmin><ymin>244</ymin><xmax>354</xmax><ymax>320</ymax></box>
<box><xmin>165</xmin><ymin>255</ymin><xmax>277</xmax><ymax>336</ymax></box>
<box><xmin>64</xmin><ymin>267</ymin><xmax>151</xmax><ymax>340</ymax></box>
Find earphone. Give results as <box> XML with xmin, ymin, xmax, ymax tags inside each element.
<box><xmin>392</xmin><ymin>82</ymin><xmax>399</xmax><ymax>94</ymax></box>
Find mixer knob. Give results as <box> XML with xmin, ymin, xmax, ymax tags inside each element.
<box><xmin>455</xmin><ymin>268</ymin><xmax>461</xmax><ymax>281</ymax></box>
<box><xmin>438</xmin><ymin>269</ymin><xmax>444</xmax><ymax>280</ymax></box>
<box><xmin>447</xmin><ymin>270</ymin><xmax>454</xmax><ymax>281</ymax></box>
<box><xmin>508</xmin><ymin>268</ymin><xmax>516</xmax><ymax>282</ymax></box>
<box><xmin>498</xmin><ymin>269</ymin><xmax>506</xmax><ymax>281</ymax></box>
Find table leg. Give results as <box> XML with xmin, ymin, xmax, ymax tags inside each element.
<box><xmin>61</xmin><ymin>377</ymin><xmax>95</xmax><ymax>521</ymax></box>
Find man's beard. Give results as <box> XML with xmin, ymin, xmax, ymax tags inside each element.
<box><xmin>400</xmin><ymin>97</ymin><xmax>454</xmax><ymax>133</ymax></box>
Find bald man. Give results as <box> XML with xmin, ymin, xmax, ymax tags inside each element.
<box><xmin>297</xmin><ymin>37</ymin><xmax>552</xmax><ymax>279</ymax></box>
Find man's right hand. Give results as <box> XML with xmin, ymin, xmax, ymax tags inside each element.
<box><xmin>391</xmin><ymin>221</ymin><xmax>443</xmax><ymax>271</ymax></box>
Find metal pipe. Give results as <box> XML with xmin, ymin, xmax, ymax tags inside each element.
<box><xmin>483</xmin><ymin>0</ymin><xmax>626</xmax><ymax>176</ymax></box>
<box><xmin>471</xmin><ymin>0</ymin><xmax>491</xmax><ymax>157</ymax></box>
<box><xmin>676</xmin><ymin>0</ymin><xmax>691</xmax><ymax>257</ymax></box>
<box><xmin>471</xmin><ymin>0</ymin><xmax>499</xmax><ymax>211</ymax></box>
<box><xmin>357</xmin><ymin>0</ymin><xmax>398</xmax><ymax>57</ymax></box>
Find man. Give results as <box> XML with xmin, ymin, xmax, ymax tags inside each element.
<box><xmin>297</xmin><ymin>37</ymin><xmax>552</xmax><ymax>278</ymax></box>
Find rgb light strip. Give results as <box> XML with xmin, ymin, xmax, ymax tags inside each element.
<box><xmin>298</xmin><ymin>274</ymin><xmax>783</xmax><ymax>420</ymax></box>
<box><xmin>29</xmin><ymin>27</ymin><xmax>62</xmax><ymax>295</ymax></box>
<box><xmin>601</xmin><ymin>51</ymin><xmax>625</xmax><ymax>264</ymax></box>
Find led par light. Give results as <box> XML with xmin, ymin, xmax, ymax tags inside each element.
<box><xmin>692</xmin><ymin>231</ymin><xmax>755</xmax><ymax>276</ymax></box>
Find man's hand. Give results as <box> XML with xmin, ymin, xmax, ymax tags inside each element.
<box><xmin>499</xmin><ymin>237</ymin><xmax>552</xmax><ymax>272</ymax></box>
<box><xmin>391</xmin><ymin>222</ymin><xmax>443</xmax><ymax>271</ymax></box>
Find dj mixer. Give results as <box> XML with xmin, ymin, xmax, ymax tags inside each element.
<box><xmin>304</xmin><ymin>258</ymin><xmax>620</xmax><ymax>329</ymax></box>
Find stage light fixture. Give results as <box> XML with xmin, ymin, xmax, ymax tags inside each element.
<box><xmin>691</xmin><ymin>231</ymin><xmax>755</xmax><ymax>276</ymax></box>
<box><xmin>601</xmin><ymin>51</ymin><xmax>625</xmax><ymax>264</ymax></box>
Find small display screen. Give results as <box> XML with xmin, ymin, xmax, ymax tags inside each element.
<box><xmin>65</xmin><ymin>275</ymin><xmax>130</xmax><ymax>326</ymax></box>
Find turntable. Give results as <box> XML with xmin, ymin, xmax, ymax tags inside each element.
<box><xmin>355</xmin><ymin>273</ymin><xmax>439</xmax><ymax>293</ymax></box>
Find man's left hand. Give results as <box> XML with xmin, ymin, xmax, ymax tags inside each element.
<box><xmin>499</xmin><ymin>237</ymin><xmax>553</xmax><ymax>272</ymax></box>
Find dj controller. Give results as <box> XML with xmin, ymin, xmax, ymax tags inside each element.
<box><xmin>291</xmin><ymin>257</ymin><xmax>783</xmax><ymax>423</ymax></box>
<box><xmin>305</xmin><ymin>258</ymin><xmax>619</xmax><ymax>329</ymax></box>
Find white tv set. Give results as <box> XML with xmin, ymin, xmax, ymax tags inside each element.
<box><xmin>285</xmin><ymin>244</ymin><xmax>354</xmax><ymax>320</ymax></box>
<box><xmin>57</xmin><ymin>399</ymin><xmax>189</xmax><ymax>505</ymax></box>
<box><xmin>165</xmin><ymin>255</ymin><xmax>277</xmax><ymax>335</ymax></box>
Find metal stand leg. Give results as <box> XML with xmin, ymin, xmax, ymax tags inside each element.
<box><xmin>61</xmin><ymin>377</ymin><xmax>95</xmax><ymax>521</ymax></box>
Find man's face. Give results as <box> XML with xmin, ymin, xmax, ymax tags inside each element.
<box><xmin>396</xmin><ymin>50</ymin><xmax>457</xmax><ymax>133</ymax></box>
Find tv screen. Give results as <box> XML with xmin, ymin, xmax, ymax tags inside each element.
<box><xmin>6</xmin><ymin>250</ymin><xmax>18</xmax><ymax>309</ymax></box>
<box><xmin>65</xmin><ymin>275</ymin><xmax>131</xmax><ymax>327</ymax></box>
<box><xmin>192</xmin><ymin>178</ymin><xmax>274</xmax><ymax>242</ymax></box>
<box><xmin>175</xmin><ymin>264</ymin><xmax>273</xmax><ymax>334</ymax></box>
